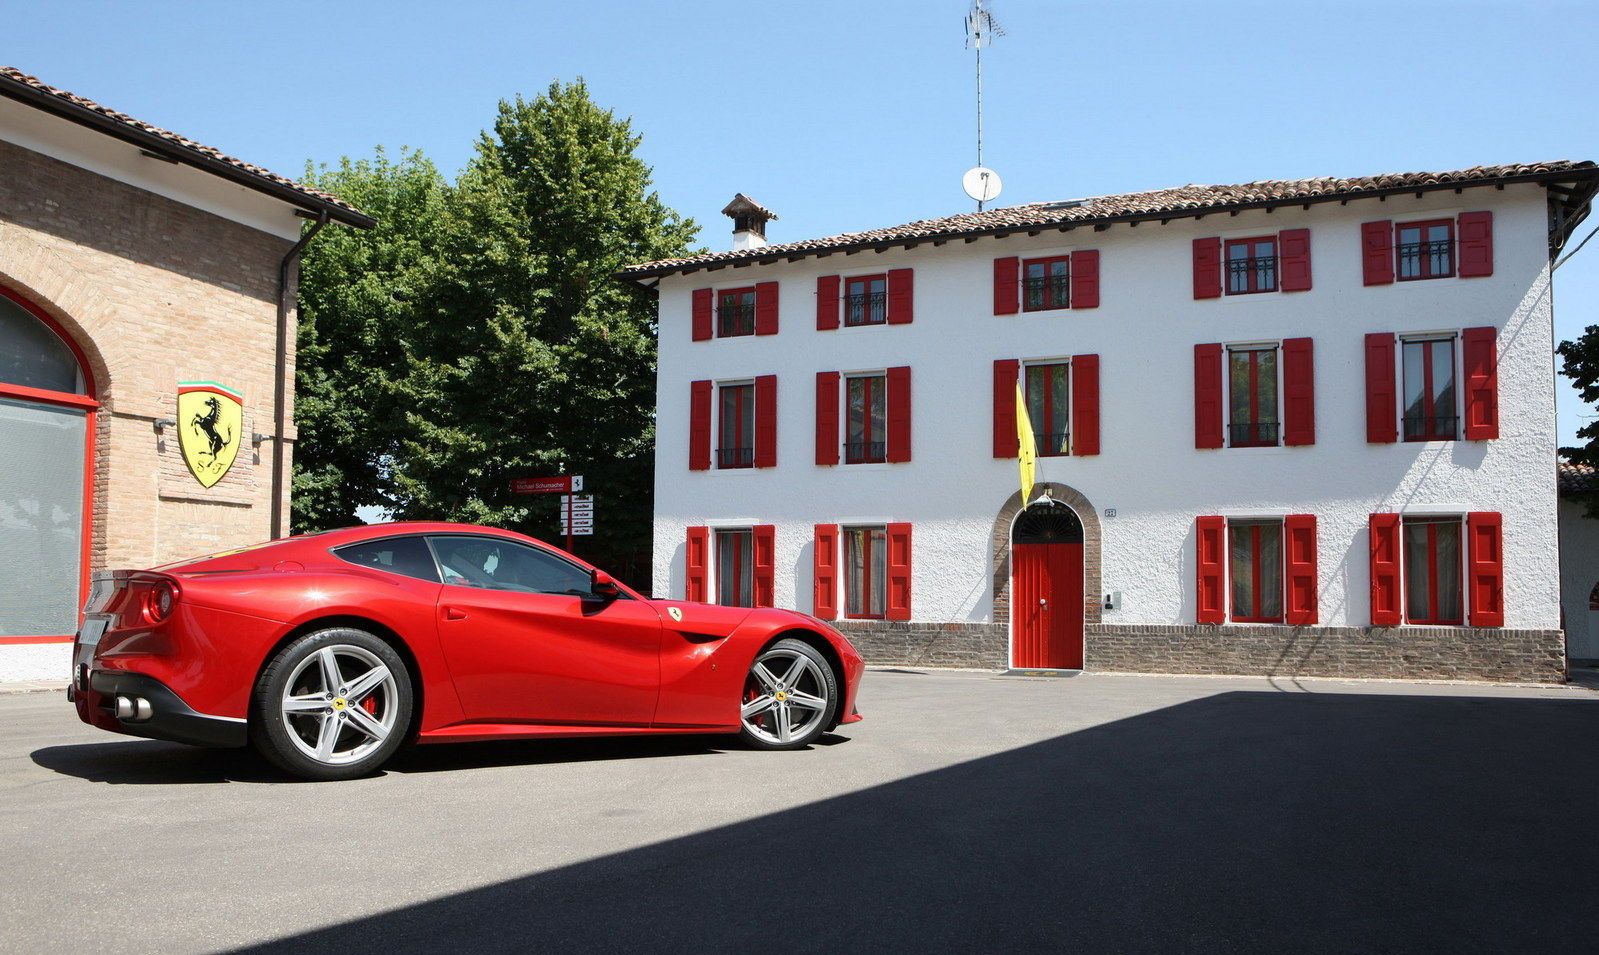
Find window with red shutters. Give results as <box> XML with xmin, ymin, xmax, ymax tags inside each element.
<box><xmin>752</xmin><ymin>524</ymin><xmax>776</xmax><ymax>609</ymax></box>
<box><xmin>1023</xmin><ymin>256</ymin><xmax>1071</xmax><ymax>311</ymax></box>
<box><xmin>1396</xmin><ymin>219</ymin><xmax>1455</xmax><ymax>281</ymax></box>
<box><xmin>1461</xmin><ymin>326</ymin><xmax>1498</xmax><ymax>440</ymax></box>
<box><xmin>844</xmin><ymin>275</ymin><xmax>887</xmax><ymax>327</ymax></box>
<box><xmin>1229</xmin><ymin>519</ymin><xmax>1284</xmax><ymax>623</ymax></box>
<box><xmin>887</xmin><ymin>268</ymin><xmax>914</xmax><ymax>324</ymax></box>
<box><xmin>1071</xmin><ymin>353</ymin><xmax>1100</xmax><ymax>455</ymax></box>
<box><xmin>1369</xmin><ymin>513</ymin><xmax>1402</xmax><ymax>626</ymax></box>
<box><xmin>1278</xmin><ymin>228</ymin><xmax>1312</xmax><ymax>292</ymax></box>
<box><xmin>754</xmin><ymin>374</ymin><xmax>778</xmax><ymax>467</ymax></box>
<box><xmin>1365</xmin><ymin>333</ymin><xmax>1398</xmax><ymax>443</ymax></box>
<box><xmin>1024</xmin><ymin>362</ymin><xmax>1070</xmax><ymax>456</ymax></box>
<box><xmin>685</xmin><ymin>526</ymin><xmax>709</xmax><ymax>601</ymax></box>
<box><xmin>1401</xmin><ymin>336</ymin><xmax>1458</xmax><ymax>441</ymax></box>
<box><xmin>1227</xmin><ymin>345</ymin><xmax>1279</xmax><ymax>447</ymax></box>
<box><xmin>1193</xmin><ymin>237</ymin><xmax>1222</xmax><ymax>299</ymax></box>
<box><xmin>886</xmin><ymin>522</ymin><xmax>913</xmax><ymax>621</ymax></box>
<box><xmin>1196</xmin><ymin>516</ymin><xmax>1227</xmax><ymax>624</ymax></box>
<box><xmin>689</xmin><ymin>380</ymin><xmax>712</xmax><ymax>471</ymax></box>
<box><xmin>1194</xmin><ymin>343</ymin><xmax>1224</xmax><ymax>449</ymax></box>
<box><xmin>1466</xmin><ymin>511</ymin><xmax>1504</xmax><ymax>626</ymax></box>
<box><xmin>993</xmin><ymin>257</ymin><xmax>1020</xmax><ymax>315</ymax></box>
<box><xmin>754</xmin><ymin>281</ymin><xmax>779</xmax><ymax>335</ymax></box>
<box><xmin>845</xmin><ymin>374</ymin><xmax>887</xmax><ymax>464</ymax></box>
<box><xmin>1457</xmin><ymin>211</ymin><xmax>1494</xmax><ymax>278</ymax></box>
<box><xmin>691</xmin><ymin>288</ymin><xmax>714</xmax><ymax>340</ymax></box>
<box><xmin>816</xmin><ymin>275</ymin><xmax>841</xmax><ymax>330</ymax></box>
<box><xmin>716</xmin><ymin>382</ymin><xmax>754</xmax><ymax>469</ymax></box>
<box><xmin>1362</xmin><ymin>221</ymin><xmax>1394</xmax><ymax>286</ymax></box>
<box><xmin>1225</xmin><ymin>236</ymin><xmax>1278</xmax><ymax>295</ymax></box>
<box><xmin>815</xmin><ymin>371</ymin><xmax>840</xmax><ymax>466</ymax></box>
<box><xmin>1071</xmin><ymin>250</ymin><xmax>1100</xmax><ymax>309</ymax></box>
<box><xmin>715</xmin><ymin>528</ymin><xmax>753</xmax><ymax>607</ymax></box>
<box><xmin>1283</xmin><ymin>514</ymin><xmax>1318</xmax><ymax>625</ymax></box>
<box><xmin>717</xmin><ymin>287</ymin><xmax>757</xmax><ymax>337</ymax></box>
<box><xmin>993</xmin><ymin>359</ymin><xmax>1019</xmax><ymax>458</ymax></box>
<box><xmin>813</xmin><ymin>524</ymin><xmax>839</xmax><ymax>619</ymax></box>
<box><xmin>843</xmin><ymin>525</ymin><xmax>887</xmax><ymax>619</ymax></box>
<box><xmin>1281</xmin><ymin>337</ymin><xmax>1315</xmax><ymax>446</ymax></box>
<box><xmin>1403</xmin><ymin>516</ymin><xmax>1464</xmax><ymax>625</ymax></box>
<box><xmin>886</xmin><ymin>365</ymin><xmax>912</xmax><ymax>463</ymax></box>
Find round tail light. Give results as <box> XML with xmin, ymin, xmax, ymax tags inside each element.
<box><xmin>145</xmin><ymin>581</ymin><xmax>178</xmax><ymax>623</ymax></box>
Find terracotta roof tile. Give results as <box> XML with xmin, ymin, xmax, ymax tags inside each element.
<box><xmin>621</xmin><ymin>161</ymin><xmax>1597</xmax><ymax>280</ymax></box>
<box><xmin>1560</xmin><ymin>462</ymin><xmax>1599</xmax><ymax>496</ymax></box>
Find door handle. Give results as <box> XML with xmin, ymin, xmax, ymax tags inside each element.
<box><xmin>443</xmin><ymin>606</ymin><xmax>468</xmax><ymax>621</ymax></box>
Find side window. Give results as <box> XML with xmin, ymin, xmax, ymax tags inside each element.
<box><xmin>333</xmin><ymin>536</ymin><xmax>441</xmax><ymax>583</ymax></box>
<box><xmin>429</xmin><ymin>536</ymin><xmax>593</xmax><ymax>595</ymax></box>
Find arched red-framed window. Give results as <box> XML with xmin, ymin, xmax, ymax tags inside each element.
<box><xmin>0</xmin><ymin>283</ymin><xmax>98</xmax><ymax>645</ymax></box>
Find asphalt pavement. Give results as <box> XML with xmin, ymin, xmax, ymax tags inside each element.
<box><xmin>2</xmin><ymin>669</ymin><xmax>1596</xmax><ymax>953</ymax></box>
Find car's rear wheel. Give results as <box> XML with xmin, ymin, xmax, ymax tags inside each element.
<box><xmin>251</xmin><ymin>628</ymin><xmax>412</xmax><ymax>781</ymax></box>
<box><xmin>738</xmin><ymin>638</ymin><xmax>837</xmax><ymax>749</ymax></box>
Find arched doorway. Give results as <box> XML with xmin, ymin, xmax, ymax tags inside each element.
<box><xmin>1011</xmin><ymin>501</ymin><xmax>1085</xmax><ymax>669</ymax></box>
<box><xmin>0</xmin><ymin>286</ymin><xmax>97</xmax><ymax>642</ymax></box>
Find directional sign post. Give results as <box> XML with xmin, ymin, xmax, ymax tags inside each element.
<box><xmin>511</xmin><ymin>475</ymin><xmax>586</xmax><ymax>551</ymax></box>
<box><xmin>560</xmin><ymin>494</ymin><xmax>595</xmax><ymax>539</ymax></box>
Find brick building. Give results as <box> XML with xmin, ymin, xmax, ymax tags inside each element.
<box><xmin>624</xmin><ymin>161</ymin><xmax>1599</xmax><ymax>684</ymax></box>
<box><xmin>0</xmin><ymin>68</ymin><xmax>371</xmax><ymax>680</ymax></box>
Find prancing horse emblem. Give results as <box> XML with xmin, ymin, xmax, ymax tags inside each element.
<box><xmin>668</xmin><ymin>606</ymin><xmax>684</xmax><ymax>623</ymax></box>
<box><xmin>176</xmin><ymin>382</ymin><xmax>243</xmax><ymax>489</ymax></box>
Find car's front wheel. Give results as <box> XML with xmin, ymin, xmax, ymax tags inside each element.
<box><xmin>738</xmin><ymin>638</ymin><xmax>838</xmax><ymax>749</ymax></box>
<box><xmin>250</xmin><ymin>628</ymin><xmax>412</xmax><ymax>781</ymax></box>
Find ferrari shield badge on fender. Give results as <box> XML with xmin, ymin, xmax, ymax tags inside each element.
<box><xmin>667</xmin><ymin>606</ymin><xmax>684</xmax><ymax>622</ymax></box>
<box><xmin>177</xmin><ymin>381</ymin><xmax>243</xmax><ymax>488</ymax></box>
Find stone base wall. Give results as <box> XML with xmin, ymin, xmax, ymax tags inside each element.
<box><xmin>834</xmin><ymin>621</ymin><xmax>1008</xmax><ymax>669</ymax></box>
<box><xmin>1085</xmin><ymin>624</ymin><xmax>1566</xmax><ymax>684</ymax></box>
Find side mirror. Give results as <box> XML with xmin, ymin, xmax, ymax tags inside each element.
<box><xmin>590</xmin><ymin>569</ymin><xmax>621</xmax><ymax>601</ymax></box>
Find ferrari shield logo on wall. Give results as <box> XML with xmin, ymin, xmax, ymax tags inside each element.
<box><xmin>177</xmin><ymin>381</ymin><xmax>243</xmax><ymax>488</ymax></box>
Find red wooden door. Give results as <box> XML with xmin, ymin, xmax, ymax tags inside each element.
<box><xmin>1011</xmin><ymin>539</ymin><xmax>1084</xmax><ymax>669</ymax></box>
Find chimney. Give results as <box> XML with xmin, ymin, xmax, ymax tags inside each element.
<box><xmin>722</xmin><ymin>193</ymin><xmax>777</xmax><ymax>251</ymax></box>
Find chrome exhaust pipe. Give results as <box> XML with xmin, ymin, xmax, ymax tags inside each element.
<box><xmin>115</xmin><ymin>696</ymin><xmax>134</xmax><ymax>719</ymax></box>
<box><xmin>114</xmin><ymin>696</ymin><xmax>154</xmax><ymax>722</ymax></box>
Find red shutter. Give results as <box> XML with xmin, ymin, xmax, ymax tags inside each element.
<box><xmin>1467</xmin><ymin>511</ymin><xmax>1504</xmax><ymax>627</ymax></box>
<box><xmin>1194</xmin><ymin>343</ymin><xmax>1224</xmax><ymax>449</ymax></box>
<box><xmin>993</xmin><ymin>257</ymin><xmax>1019</xmax><ymax>315</ymax></box>
<box><xmin>1070</xmin><ymin>249</ymin><xmax>1100</xmax><ymax>309</ymax></box>
<box><xmin>1458</xmin><ymin>211</ymin><xmax>1494</xmax><ymax>278</ymax></box>
<box><xmin>816</xmin><ymin>275</ymin><xmax>840</xmax><ymax>331</ymax></box>
<box><xmin>1364</xmin><ymin>333</ymin><xmax>1397</xmax><ymax>443</ymax></box>
<box><xmin>815</xmin><ymin>372</ymin><xmax>840</xmax><ymax>466</ymax></box>
<box><xmin>813</xmin><ymin>523</ymin><xmax>839</xmax><ymax>620</ymax></box>
<box><xmin>993</xmin><ymin>359</ymin><xmax>1019</xmax><ymax>458</ymax></box>
<box><xmin>1369</xmin><ymin>513</ymin><xmax>1401</xmax><ymax>626</ymax></box>
<box><xmin>1192</xmin><ymin>238</ymin><xmax>1222</xmax><ymax>299</ymax></box>
<box><xmin>887</xmin><ymin>365</ymin><xmax>912</xmax><ymax>462</ymax></box>
<box><xmin>754</xmin><ymin>374</ymin><xmax>778</xmax><ymax>467</ymax></box>
<box><xmin>754</xmin><ymin>281</ymin><xmax>779</xmax><ymax>335</ymax></box>
<box><xmin>685</xmin><ymin>526</ymin><xmax>709</xmax><ymax>602</ymax></box>
<box><xmin>887</xmin><ymin>268</ymin><xmax>914</xmax><ymax>324</ymax></box>
<box><xmin>886</xmin><ymin>522</ymin><xmax>912</xmax><ymax>621</ymax></box>
<box><xmin>691</xmin><ymin>288</ymin><xmax>713</xmax><ymax>340</ymax></box>
<box><xmin>1278</xmin><ymin>228</ymin><xmax>1312</xmax><ymax>292</ymax></box>
<box><xmin>1071</xmin><ymin>353</ymin><xmax>1100</xmax><ymax>456</ymax></box>
<box><xmin>1281</xmin><ymin>337</ymin><xmax>1316</xmax><ymax>446</ymax></box>
<box><xmin>1283</xmin><ymin>514</ymin><xmax>1318</xmax><ymax>625</ymax></box>
<box><xmin>1196</xmin><ymin>516</ymin><xmax>1226</xmax><ymax>624</ymax></box>
<box><xmin>1462</xmin><ymin>326</ymin><xmax>1499</xmax><ymax>440</ymax></box>
<box><xmin>689</xmin><ymin>380</ymin><xmax>712</xmax><ymax>471</ymax></box>
<box><xmin>1362</xmin><ymin>221</ymin><xmax>1394</xmax><ymax>285</ymax></box>
<box><xmin>752</xmin><ymin>524</ymin><xmax>776</xmax><ymax>608</ymax></box>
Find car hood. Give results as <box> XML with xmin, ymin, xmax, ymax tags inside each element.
<box><xmin>645</xmin><ymin>601</ymin><xmax>835</xmax><ymax>640</ymax></box>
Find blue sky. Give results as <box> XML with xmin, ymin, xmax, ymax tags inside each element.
<box><xmin>8</xmin><ymin>0</ymin><xmax>1599</xmax><ymax>441</ymax></box>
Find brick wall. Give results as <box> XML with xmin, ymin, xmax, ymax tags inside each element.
<box><xmin>835</xmin><ymin>621</ymin><xmax>1009</xmax><ymax>669</ymax></box>
<box><xmin>0</xmin><ymin>138</ymin><xmax>296</xmax><ymax>570</ymax></box>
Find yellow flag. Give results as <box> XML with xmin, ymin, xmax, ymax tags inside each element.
<box><xmin>1015</xmin><ymin>382</ymin><xmax>1036</xmax><ymax>504</ymax></box>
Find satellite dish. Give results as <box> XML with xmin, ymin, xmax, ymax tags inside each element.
<box><xmin>963</xmin><ymin>166</ymin><xmax>1003</xmax><ymax>204</ymax></box>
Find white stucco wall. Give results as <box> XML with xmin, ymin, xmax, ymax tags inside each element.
<box><xmin>0</xmin><ymin>643</ymin><xmax>70</xmax><ymax>682</ymax></box>
<box><xmin>651</xmin><ymin>184</ymin><xmax>1561</xmax><ymax>631</ymax></box>
<box><xmin>1558</xmin><ymin>499</ymin><xmax>1599</xmax><ymax>659</ymax></box>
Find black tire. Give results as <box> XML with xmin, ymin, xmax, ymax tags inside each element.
<box><xmin>737</xmin><ymin>638</ymin><xmax>838</xmax><ymax>750</ymax></box>
<box><xmin>250</xmin><ymin>627</ymin><xmax>413</xmax><ymax>781</ymax></box>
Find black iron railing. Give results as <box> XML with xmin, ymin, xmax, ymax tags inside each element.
<box><xmin>1397</xmin><ymin>239</ymin><xmax>1453</xmax><ymax>279</ymax></box>
<box><xmin>1023</xmin><ymin>275</ymin><xmax>1070</xmax><ymax>309</ymax></box>
<box><xmin>717</xmin><ymin>447</ymin><xmax>754</xmax><ymax>468</ymax></box>
<box><xmin>845</xmin><ymin>291</ymin><xmax>888</xmax><ymax>326</ymax></box>
<box><xmin>1227</xmin><ymin>255</ymin><xmax>1278</xmax><ymax>293</ymax></box>
<box><xmin>718</xmin><ymin>302</ymin><xmax>755</xmax><ymax>336</ymax></box>
<box><xmin>1229</xmin><ymin>421</ymin><xmax>1280</xmax><ymax>446</ymax></box>
<box><xmin>844</xmin><ymin>440</ymin><xmax>887</xmax><ymax>464</ymax></box>
<box><xmin>1033</xmin><ymin>431</ymin><xmax>1071</xmax><ymax>456</ymax></box>
<box><xmin>1403</xmin><ymin>415</ymin><xmax>1459</xmax><ymax>440</ymax></box>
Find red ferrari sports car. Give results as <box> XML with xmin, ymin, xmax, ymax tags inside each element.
<box><xmin>68</xmin><ymin>523</ymin><xmax>864</xmax><ymax>780</ymax></box>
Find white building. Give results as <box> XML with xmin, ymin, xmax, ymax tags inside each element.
<box><xmin>619</xmin><ymin>162</ymin><xmax>1599</xmax><ymax>683</ymax></box>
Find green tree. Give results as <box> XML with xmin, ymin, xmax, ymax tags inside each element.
<box><xmin>1560</xmin><ymin>328</ymin><xmax>1599</xmax><ymax>517</ymax></box>
<box><xmin>292</xmin><ymin>148</ymin><xmax>451</xmax><ymax>530</ymax></box>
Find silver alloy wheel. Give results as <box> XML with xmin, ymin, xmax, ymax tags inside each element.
<box><xmin>741</xmin><ymin>647</ymin><xmax>831</xmax><ymax>745</ymax></box>
<box><xmin>280</xmin><ymin>644</ymin><xmax>399</xmax><ymax>766</ymax></box>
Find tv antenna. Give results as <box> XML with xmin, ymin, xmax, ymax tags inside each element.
<box><xmin>963</xmin><ymin>0</ymin><xmax>1005</xmax><ymax>210</ymax></box>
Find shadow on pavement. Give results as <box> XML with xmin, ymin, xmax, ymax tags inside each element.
<box><xmin>232</xmin><ymin>691</ymin><xmax>1598</xmax><ymax>953</ymax></box>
